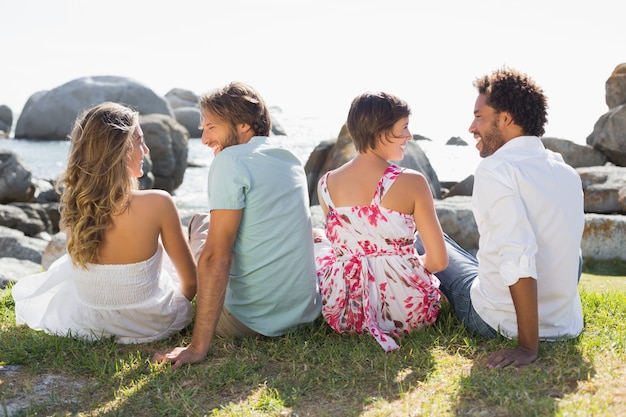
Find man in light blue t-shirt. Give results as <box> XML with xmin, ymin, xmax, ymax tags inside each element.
<box><xmin>153</xmin><ymin>82</ymin><xmax>321</xmax><ymax>369</ymax></box>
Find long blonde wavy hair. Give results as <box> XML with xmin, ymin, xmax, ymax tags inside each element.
<box><xmin>59</xmin><ymin>102</ymin><xmax>139</xmax><ymax>269</ymax></box>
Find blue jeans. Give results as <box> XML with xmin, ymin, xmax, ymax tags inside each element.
<box><xmin>415</xmin><ymin>234</ymin><xmax>584</xmax><ymax>339</ymax></box>
<box><xmin>414</xmin><ymin>234</ymin><xmax>498</xmax><ymax>338</ymax></box>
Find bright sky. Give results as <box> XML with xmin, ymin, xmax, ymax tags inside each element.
<box><xmin>2</xmin><ymin>0</ymin><xmax>623</xmax><ymax>144</ymax></box>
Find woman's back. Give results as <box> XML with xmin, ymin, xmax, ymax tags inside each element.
<box><xmin>98</xmin><ymin>190</ymin><xmax>168</xmax><ymax>264</ymax></box>
<box><xmin>322</xmin><ymin>155</ymin><xmax>418</xmax><ymax>215</ymax></box>
<box><xmin>315</xmin><ymin>164</ymin><xmax>441</xmax><ymax>351</ymax></box>
<box><xmin>321</xmin><ymin>164</ymin><xmax>418</xmax><ymax>242</ymax></box>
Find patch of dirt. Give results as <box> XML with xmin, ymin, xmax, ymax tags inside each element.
<box><xmin>0</xmin><ymin>365</ymin><xmax>93</xmax><ymax>416</ymax></box>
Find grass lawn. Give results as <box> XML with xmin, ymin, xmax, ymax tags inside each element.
<box><xmin>580</xmin><ymin>274</ymin><xmax>626</xmax><ymax>293</ymax></box>
<box><xmin>1</xmin><ymin>272</ymin><xmax>625</xmax><ymax>417</ymax></box>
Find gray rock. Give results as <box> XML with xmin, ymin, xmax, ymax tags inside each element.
<box><xmin>139</xmin><ymin>114</ymin><xmax>189</xmax><ymax>193</ymax></box>
<box><xmin>395</xmin><ymin>140</ymin><xmax>441</xmax><ymax>199</ymax></box>
<box><xmin>542</xmin><ymin>137</ymin><xmax>608</xmax><ymax>168</ymax></box>
<box><xmin>15</xmin><ymin>76</ymin><xmax>173</xmax><ymax>140</ymax></box>
<box><xmin>0</xmin><ymin>150</ymin><xmax>34</xmax><ymax>203</ymax></box>
<box><xmin>32</xmin><ymin>178</ymin><xmax>60</xmax><ymax>203</ymax></box>
<box><xmin>582</xmin><ymin>214</ymin><xmax>626</xmax><ymax>261</ymax></box>
<box><xmin>138</xmin><ymin>153</ymin><xmax>155</xmax><ymax>190</ymax></box>
<box><xmin>443</xmin><ymin>175</ymin><xmax>474</xmax><ymax>198</ymax></box>
<box><xmin>304</xmin><ymin>139</ymin><xmax>337</xmax><ymax>206</ymax></box>
<box><xmin>165</xmin><ymin>88</ymin><xmax>199</xmax><ymax>109</ymax></box>
<box><xmin>0</xmin><ymin>257</ymin><xmax>42</xmax><ymax>288</ymax></box>
<box><xmin>0</xmin><ymin>204</ymin><xmax>47</xmax><ymax>236</ymax></box>
<box><xmin>435</xmin><ymin>196</ymin><xmax>479</xmax><ymax>254</ymax></box>
<box><xmin>446</xmin><ymin>136</ymin><xmax>468</xmax><ymax>146</ymax></box>
<box><xmin>0</xmin><ymin>104</ymin><xmax>13</xmax><ymax>137</ymax></box>
<box><xmin>586</xmin><ymin>104</ymin><xmax>626</xmax><ymax>167</ymax></box>
<box><xmin>173</xmin><ymin>106</ymin><xmax>202</xmax><ymax>138</ymax></box>
<box><xmin>578</xmin><ymin>166</ymin><xmax>626</xmax><ymax>214</ymax></box>
<box><xmin>605</xmin><ymin>63</ymin><xmax>626</xmax><ymax>109</ymax></box>
<box><xmin>0</xmin><ymin>225</ymin><xmax>47</xmax><ymax>263</ymax></box>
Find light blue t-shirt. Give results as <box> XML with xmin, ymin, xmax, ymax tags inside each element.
<box><xmin>207</xmin><ymin>136</ymin><xmax>321</xmax><ymax>336</ymax></box>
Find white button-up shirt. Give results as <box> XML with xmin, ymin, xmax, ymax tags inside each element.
<box><xmin>470</xmin><ymin>136</ymin><xmax>585</xmax><ymax>340</ymax></box>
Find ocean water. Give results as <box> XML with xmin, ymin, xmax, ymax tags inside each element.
<box><xmin>0</xmin><ymin>111</ymin><xmax>480</xmax><ymax>217</ymax></box>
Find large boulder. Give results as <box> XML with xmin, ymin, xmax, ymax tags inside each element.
<box><xmin>139</xmin><ymin>114</ymin><xmax>189</xmax><ymax>193</ymax></box>
<box><xmin>15</xmin><ymin>76</ymin><xmax>173</xmax><ymax>140</ymax></box>
<box><xmin>578</xmin><ymin>166</ymin><xmax>626</xmax><ymax>214</ymax></box>
<box><xmin>165</xmin><ymin>88</ymin><xmax>199</xmax><ymax>109</ymax></box>
<box><xmin>587</xmin><ymin>64</ymin><xmax>626</xmax><ymax>167</ymax></box>
<box><xmin>541</xmin><ymin>137</ymin><xmax>608</xmax><ymax>168</ymax></box>
<box><xmin>0</xmin><ymin>104</ymin><xmax>12</xmax><ymax>137</ymax></box>
<box><xmin>173</xmin><ymin>106</ymin><xmax>202</xmax><ymax>138</ymax></box>
<box><xmin>605</xmin><ymin>63</ymin><xmax>626</xmax><ymax>110</ymax></box>
<box><xmin>586</xmin><ymin>105</ymin><xmax>626</xmax><ymax>167</ymax></box>
<box><xmin>434</xmin><ymin>196</ymin><xmax>479</xmax><ymax>254</ymax></box>
<box><xmin>0</xmin><ymin>150</ymin><xmax>34</xmax><ymax>203</ymax></box>
<box><xmin>582</xmin><ymin>214</ymin><xmax>626</xmax><ymax>262</ymax></box>
<box><xmin>138</xmin><ymin>153</ymin><xmax>155</xmax><ymax>190</ymax></box>
<box><xmin>443</xmin><ymin>175</ymin><xmax>474</xmax><ymax>198</ymax></box>
<box><xmin>304</xmin><ymin>126</ymin><xmax>356</xmax><ymax>206</ymax></box>
<box><xmin>0</xmin><ymin>204</ymin><xmax>47</xmax><ymax>237</ymax></box>
<box><xmin>0</xmin><ymin>225</ymin><xmax>48</xmax><ymax>264</ymax></box>
<box><xmin>398</xmin><ymin>140</ymin><xmax>441</xmax><ymax>199</ymax></box>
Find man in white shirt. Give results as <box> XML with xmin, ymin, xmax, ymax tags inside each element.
<box><xmin>417</xmin><ymin>67</ymin><xmax>585</xmax><ymax>368</ymax></box>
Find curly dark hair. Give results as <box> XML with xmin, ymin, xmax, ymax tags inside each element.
<box><xmin>473</xmin><ymin>67</ymin><xmax>548</xmax><ymax>137</ymax></box>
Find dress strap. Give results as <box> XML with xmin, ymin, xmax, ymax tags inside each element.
<box><xmin>371</xmin><ymin>164</ymin><xmax>404</xmax><ymax>205</ymax></box>
<box><xmin>319</xmin><ymin>171</ymin><xmax>335</xmax><ymax>209</ymax></box>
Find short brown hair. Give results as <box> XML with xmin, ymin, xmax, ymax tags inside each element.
<box><xmin>346</xmin><ymin>91</ymin><xmax>411</xmax><ymax>152</ymax></box>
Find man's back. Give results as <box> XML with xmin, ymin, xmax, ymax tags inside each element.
<box><xmin>471</xmin><ymin>136</ymin><xmax>584</xmax><ymax>339</ymax></box>
<box><xmin>208</xmin><ymin>136</ymin><xmax>321</xmax><ymax>336</ymax></box>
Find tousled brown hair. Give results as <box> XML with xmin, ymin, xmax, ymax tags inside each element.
<box><xmin>199</xmin><ymin>81</ymin><xmax>271</xmax><ymax>136</ymax></box>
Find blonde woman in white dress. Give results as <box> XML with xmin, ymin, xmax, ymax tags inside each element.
<box><xmin>12</xmin><ymin>102</ymin><xmax>197</xmax><ymax>343</ymax></box>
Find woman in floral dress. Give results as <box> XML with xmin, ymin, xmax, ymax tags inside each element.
<box><xmin>314</xmin><ymin>91</ymin><xmax>448</xmax><ymax>351</ymax></box>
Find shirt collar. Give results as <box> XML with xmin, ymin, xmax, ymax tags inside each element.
<box><xmin>496</xmin><ymin>135</ymin><xmax>544</xmax><ymax>154</ymax></box>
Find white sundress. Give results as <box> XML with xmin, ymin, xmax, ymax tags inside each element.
<box><xmin>12</xmin><ymin>244</ymin><xmax>192</xmax><ymax>344</ymax></box>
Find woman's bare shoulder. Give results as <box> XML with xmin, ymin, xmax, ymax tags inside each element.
<box><xmin>396</xmin><ymin>168</ymin><xmax>429</xmax><ymax>189</ymax></box>
<box><xmin>131</xmin><ymin>189</ymin><xmax>174</xmax><ymax>203</ymax></box>
<box><xmin>129</xmin><ymin>190</ymin><xmax>178</xmax><ymax>216</ymax></box>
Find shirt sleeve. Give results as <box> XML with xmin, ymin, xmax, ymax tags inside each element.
<box><xmin>207</xmin><ymin>152</ymin><xmax>249</xmax><ymax>211</ymax></box>
<box><xmin>473</xmin><ymin>164</ymin><xmax>538</xmax><ymax>286</ymax></box>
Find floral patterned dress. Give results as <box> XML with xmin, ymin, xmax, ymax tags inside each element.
<box><xmin>314</xmin><ymin>164</ymin><xmax>441</xmax><ymax>351</ymax></box>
